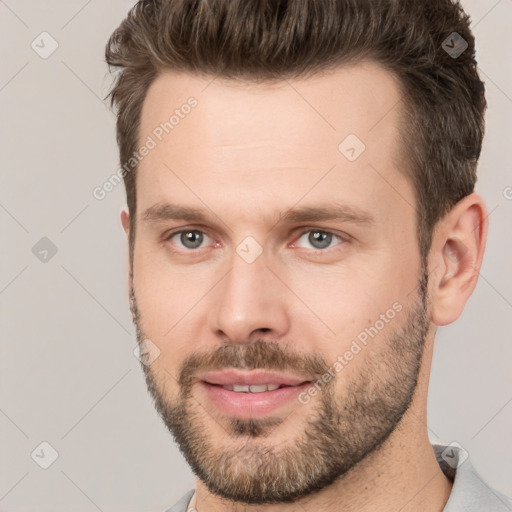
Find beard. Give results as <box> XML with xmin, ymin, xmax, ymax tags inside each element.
<box><xmin>129</xmin><ymin>268</ymin><xmax>430</xmax><ymax>504</ymax></box>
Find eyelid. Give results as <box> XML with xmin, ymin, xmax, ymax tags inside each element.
<box><xmin>290</xmin><ymin>227</ymin><xmax>349</xmax><ymax>250</ymax></box>
<box><xmin>162</xmin><ymin>225</ymin><xmax>350</xmax><ymax>251</ymax></box>
<box><xmin>162</xmin><ymin>226</ymin><xmax>217</xmax><ymax>249</ymax></box>
<box><xmin>295</xmin><ymin>226</ymin><xmax>352</xmax><ymax>242</ymax></box>
<box><xmin>293</xmin><ymin>226</ymin><xmax>350</xmax><ymax>239</ymax></box>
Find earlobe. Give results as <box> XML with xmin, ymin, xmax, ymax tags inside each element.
<box><xmin>430</xmin><ymin>193</ymin><xmax>488</xmax><ymax>326</ymax></box>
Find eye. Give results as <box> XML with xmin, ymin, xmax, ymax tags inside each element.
<box><xmin>165</xmin><ymin>229</ymin><xmax>213</xmax><ymax>250</ymax></box>
<box><xmin>293</xmin><ymin>229</ymin><xmax>346</xmax><ymax>251</ymax></box>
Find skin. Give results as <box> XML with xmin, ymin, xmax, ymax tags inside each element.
<box><xmin>121</xmin><ymin>61</ymin><xmax>487</xmax><ymax>511</ymax></box>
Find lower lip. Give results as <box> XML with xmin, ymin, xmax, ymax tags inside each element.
<box><xmin>199</xmin><ymin>381</ymin><xmax>311</xmax><ymax>418</ymax></box>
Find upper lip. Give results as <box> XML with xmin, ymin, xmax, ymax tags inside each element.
<box><xmin>200</xmin><ymin>370</ymin><xmax>311</xmax><ymax>387</ymax></box>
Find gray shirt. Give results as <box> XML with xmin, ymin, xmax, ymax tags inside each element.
<box><xmin>164</xmin><ymin>444</ymin><xmax>512</xmax><ymax>511</ymax></box>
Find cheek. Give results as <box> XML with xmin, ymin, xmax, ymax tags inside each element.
<box><xmin>132</xmin><ymin>248</ymin><xmax>189</xmax><ymax>340</ymax></box>
<box><xmin>132</xmin><ymin>247</ymin><xmax>223</xmax><ymax>366</ymax></box>
<box><xmin>287</xmin><ymin>256</ymin><xmax>416</xmax><ymax>361</ymax></box>
<box><xmin>134</xmin><ymin>235</ymin><xmax>200</xmax><ymax>292</ymax></box>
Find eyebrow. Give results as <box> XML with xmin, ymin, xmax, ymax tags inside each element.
<box><xmin>142</xmin><ymin>203</ymin><xmax>212</xmax><ymax>224</ymax></box>
<box><xmin>141</xmin><ymin>201</ymin><xmax>375</xmax><ymax>228</ymax></box>
<box><xmin>278</xmin><ymin>204</ymin><xmax>375</xmax><ymax>226</ymax></box>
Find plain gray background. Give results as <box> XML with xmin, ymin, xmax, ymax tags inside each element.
<box><xmin>1</xmin><ymin>1</ymin><xmax>511</xmax><ymax>511</ymax></box>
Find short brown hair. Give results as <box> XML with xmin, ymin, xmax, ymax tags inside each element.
<box><xmin>105</xmin><ymin>0</ymin><xmax>486</xmax><ymax>263</ymax></box>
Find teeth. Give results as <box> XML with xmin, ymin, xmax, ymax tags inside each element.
<box><xmin>221</xmin><ymin>384</ymin><xmax>282</xmax><ymax>393</ymax></box>
<box><xmin>251</xmin><ymin>385</ymin><xmax>267</xmax><ymax>392</ymax></box>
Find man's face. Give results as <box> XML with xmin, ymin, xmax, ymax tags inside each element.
<box><xmin>128</xmin><ymin>62</ymin><xmax>432</xmax><ymax>503</ymax></box>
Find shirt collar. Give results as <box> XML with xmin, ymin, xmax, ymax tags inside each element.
<box><xmin>432</xmin><ymin>443</ymin><xmax>511</xmax><ymax>511</ymax></box>
<box><xmin>186</xmin><ymin>489</ymin><xmax>196</xmax><ymax>512</ymax></box>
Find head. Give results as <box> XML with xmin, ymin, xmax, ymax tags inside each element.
<box><xmin>106</xmin><ymin>0</ymin><xmax>488</xmax><ymax>504</ymax></box>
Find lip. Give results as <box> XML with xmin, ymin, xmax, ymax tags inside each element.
<box><xmin>199</xmin><ymin>380</ymin><xmax>312</xmax><ymax>418</ymax></box>
<box><xmin>200</xmin><ymin>369</ymin><xmax>311</xmax><ymax>387</ymax></box>
<box><xmin>197</xmin><ymin>370</ymin><xmax>313</xmax><ymax>418</ymax></box>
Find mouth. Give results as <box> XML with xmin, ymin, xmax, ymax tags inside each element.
<box><xmin>207</xmin><ymin>383</ymin><xmax>295</xmax><ymax>393</ymax></box>
<box><xmin>198</xmin><ymin>370</ymin><xmax>313</xmax><ymax>418</ymax></box>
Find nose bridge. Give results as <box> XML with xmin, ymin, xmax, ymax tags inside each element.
<box><xmin>208</xmin><ymin>245</ymin><xmax>290</xmax><ymax>343</ymax></box>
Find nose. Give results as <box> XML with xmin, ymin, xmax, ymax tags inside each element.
<box><xmin>208</xmin><ymin>249</ymin><xmax>290</xmax><ymax>344</ymax></box>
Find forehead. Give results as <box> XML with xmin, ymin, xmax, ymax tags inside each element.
<box><xmin>136</xmin><ymin>61</ymin><xmax>414</xmax><ymax>227</ymax></box>
<box><xmin>140</xmin><ymin>61</ymin><xmax>404</xmax><ymax>149</ymax></box>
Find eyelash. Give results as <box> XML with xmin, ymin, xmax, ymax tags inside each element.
<box><xmin>162</xmin><ymin>227</ymin><xmax>348</xmax><ymax>253</ymax></box>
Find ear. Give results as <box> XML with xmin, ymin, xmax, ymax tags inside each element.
<box><xmin>120</xmin><ymin>208</ymin><xmax>134</xmax><ymax>297</ymax></box>
<box><xmin>121</xmin><ymin>208</ymin><xmax>130</xmax><ymax>236</ymax></box>
<box><xmin>428</xmin><ymin>193</ymin><xmax>488</xmax><ymax>326</ymax></box>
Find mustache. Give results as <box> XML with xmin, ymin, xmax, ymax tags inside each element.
<box><xmin>178</xmin><ymin>340</ymin><xmax>329</xmax><ymax>392</ymax></box>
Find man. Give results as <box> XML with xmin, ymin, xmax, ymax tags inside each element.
<box><xmin>105</xmin><ymin>0</ymin><xmax>511</xmax><ymax>511</ymax></box>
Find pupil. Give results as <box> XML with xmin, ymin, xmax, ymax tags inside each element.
<box><xmin>181</xmin><ymin>231</ymin><xmax>203</xmax><ymax>249</ymax></box>
<box><xmin>309</xmin><ymin>231</ymin><xmax>331</xmax><ymax>249</ymax></box>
